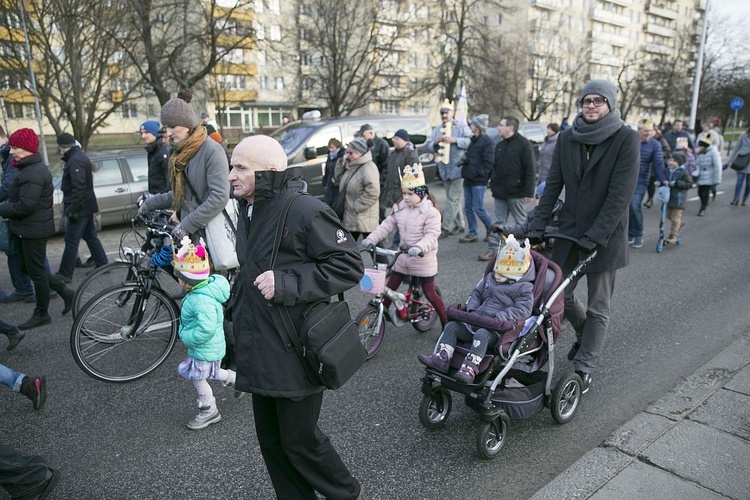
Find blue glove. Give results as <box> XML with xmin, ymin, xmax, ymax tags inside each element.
<box><xmin>408</xmin><ymin>247</ymin><xmax>422</xmax><ymax>257</ymax></box>
<box><xmin>361</xmin><ymin>238</ymin><xmax>374</xmax><ymax>249</ymax></box>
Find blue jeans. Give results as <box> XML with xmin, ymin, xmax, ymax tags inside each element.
<box><xmin>628</xmin><ymin>183</ymin><xmax>647</xmax><ymax>239</ymax></box>
<box><xmin>733</xmin><ymin>172</ymin><xmax>750</xmax><ymax>202</ymax></box>
<box><xmin>0</xmin><ymin>362</ymin><xmax>23</xmax><ymax>391</ymax></box>
<box><xmin>57</xmin><ymin>214</ymin><xmax>108</xmax><ymax>278</ymax></box>
<box><xmin>0</xmin><ymin>443</ymin><xmax>52</xmax><ymax>498</ymax></box>
<box><xmin>6</xmin><ymin>234</ymin><xmax>33</xmax><ymax>295</ymax></box>
<box><xmin>463</xmin><ymin>184</ymin><xmax>492</xmax><ymax>238</ymax></box>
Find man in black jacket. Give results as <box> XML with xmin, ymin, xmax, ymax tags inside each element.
<box><xmin>359</xmin><ymin>123</ymin><xmax>389</xmax><ymax>177</ymax></box>
<box><xmin>0</xmin><ymin>129</ymin><xmax>74</xmax><ymax>330</ymax></box>
<box><xmin>54</xmin><ymin>134</ymin><xmax>108</xmax><ymax>282</ymax></box>
<box><xmin>490</xmin><ymin>116</ymin><xmax>535</xmax><ymax>227</ymax></box>
<box><xmin>228</xmin><ymin>135</ymin><xmax>364</xmax><ymax>500</ymax></box>
<box><xmin>139</xmin><ymin>120</ymin><xmax>170</xmax><ymax>194</ymax></box>
<box><xmin>528</xmin><ymin>80</ymin><xmax>639</xmax><ymax>393</ymax></box>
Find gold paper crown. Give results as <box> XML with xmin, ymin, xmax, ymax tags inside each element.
<box><xmin>494</xmin><ymin>234</ymin><xmax>531</xmax><ymax>278</ymax></box>
<box><xmin>172</xmin><ymin>236</ymin><xmax>211</xmax><ymax>280</ymax></box>
<box><xmin>675</xmin><ymin>137</ymin><xmax>689</xmax><ymax>149</ymax></box>
<box><xmin>638</xmin><ymin>118</ymin><xmax>654</xmax><ymax>130</ymax></box>
<box><xmin>440</xmin><ymin>98</ymin><xmax>454</xmax><ymax>112</ymax></box>
<box><xmin>697</xmin><ymin>132</ymin><xmax>713</xmax><ymax>145</ymax></box>
<box><xmin>400</xmin><ymin>163</ymin><xmax>426</xmax><ymax>189</ymax></box>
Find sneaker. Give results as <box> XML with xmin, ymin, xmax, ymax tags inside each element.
<box><xmin>54</xmin><ymin>273</ymin><xmax>72</xmax><ymax>284</ymax></box>
<box><xmin>19</xmin><ymin>467</ymin><xmax>60</xmax><ymax>500</ymax></box>
<box><xmin>222</xmin><ymin>369</ymin><xmax>236</xmax><ymax>388</ymax></box>
<box><xmin>454</xmin><ymin>361</ymin><xmax>479</xmax><ymax>384</ymax></box>
<box><xmin>627</xmin><ymin>237</ymin><xmax>635</xmax><ymax>245</ymax></box>
<box><xmin>632</xmin><ymin>237</ymin><xmax>643</xmax><ymax>249</ymax></box>
<box><xmin>576</xmin><ymin>370</ymin><xmax>592</xmax><ymax>394</ymax></box>
<box><xmin>4</xmin><ymin>328</ymin><xmax>26</xmax><ymax>351</ymax></box>
<box><xmin>417</xmin><ymin>350</ymin><xmax>451</xmax><ymax>373</ymax></box>
<box><xmin>438</xmin><ymin>230</ymin><xmax>450</xmax><ymax>239</ymax></box>
<box><xmin>478</xmin><ymin>251</ymin><xmax>496</xmax><ymax>262</ymax></box>
<box><xmin>187</xmin><ymin>399</ymin><xmax>221</xmax><ymax>430</ymax></box>
<box><xmin>459</xmin><ymin>235</ymin><xmax>477</xmax><ymax>243</ymax></box>
<box><xmin>20</xmin><ymin>375</ymin><xmax>47</xmax><ymax>410</ymax></box>
<box><xmin>567</xmin><ymin>342</ymin><xmax>580</xmax><ymax>361</ymax></box>
<box><xmin>2</xmin><ymin>291</ymin><xmax>36</xmax><ymax>304</ymax></box>
<box><xmin>18</xmin><ymin>313</ymin><xmax>52</xmax><ymax>331</ymax></box>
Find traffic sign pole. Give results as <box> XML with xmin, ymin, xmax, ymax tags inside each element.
<box><xmin>729</xmin><ymin>97</ymin><xmax>744</xmax><ymax>155</ymax></box>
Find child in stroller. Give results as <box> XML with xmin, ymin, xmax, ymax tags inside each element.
<box><xmin>418</xmin><ymin>234</ymin><xmax>588</xmax><ymax>459</ymax></box>
<box><xmin>418</xmin><ymin>235</ymin><xmax>535</xmax><ymax>383</ymax></box>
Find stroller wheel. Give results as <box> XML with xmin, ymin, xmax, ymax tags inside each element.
<box><xmin>419</xmin><ymin>389</ymin><xmax>452</xmax><ymax>430</ymax></box>
<box><xmin>551</xmin><ymin>373</ymin><xmax>583</xmax><ymax>424</ymax></box>
<box><xmin>476</xmin><ymin>414</ymin><xmax>510</xmax><ymax>459</ymax></box>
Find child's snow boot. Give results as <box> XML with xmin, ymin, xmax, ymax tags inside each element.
<box><xmin>417</xmin><ymin>343</ymin><xmax>454</xmax><ymax>373</ymax></box>
<box><xmin>187</xmin><ymin>398</ymin><xmax>221</xmax><ymax>430</ymax></box>
<box><xmin>454</xmin><ymin>353</ymin><xmax>481</xmax><ymax>384</ymax></box>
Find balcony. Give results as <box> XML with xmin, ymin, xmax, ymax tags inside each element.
<box><xmin>591</xmin><ymin>31</ymin><xmax>630</xmax><ymax>47</ymax></box>
<box><xmin>602</xmin><ymin>0</ymin><xmax>632</xmax><ymax>7</ymax></box>
<box><xmin>644</xmin><ymin>43</ymin><xmax>673</xmax><ymax>56</ymax></box>
<box><xmin>644</xmin><ymin>22</ymin><xmax>676</xmax><ymax>38</ymax></box>
<box><xmin>531</xmin><ymin>0</ymin><xmax>561</xmax><ymax>10</ymax></box>
<box><xmin>647</xmin><ymin>3</ymin><xmax>679</xmax><ymax>20</ymax></box>
<box><xmin>0</xmin><ymin>89</ymin><xmax>34</xmax><ymax>104</ymax></box>
<box><xmin>213</xmin><ymin>62</ymin><xmax>258</xmax><ymax>76</ymax></box>
<box><xmin>592</xmin><ymin>7</ymin><xmax>631</xmax><ymax>27</ymax></box>
<box><xmin>219</xmin><ymin>90</ymin><xmax>258</xmax><ymax>103</ymax></box>
<box><xmin>590</xmin><ymin>54</ymin><xmax>623</xmax><ymax>67</ymax></box>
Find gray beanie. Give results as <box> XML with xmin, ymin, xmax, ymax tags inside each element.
<box><xmin>471</xmin><ymin>114</ymin><xmax>489</xmax><ymax>133</ymax></box>
<box><xmin>579</xmin><ymin>80</ymin><xmax>617</xmax><ymax>111</ymax></box>
<box><xmin>160</xmin><ymin>88</ymin><xmax>199</xmax><ymax>129</ymax></box>
<box><xmin>348</xmin><ymin>137</ymin><xmax>369</xmax><ymax>154</ymax></box>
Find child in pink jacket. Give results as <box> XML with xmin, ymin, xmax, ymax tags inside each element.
<box><xmin>362</xmin><ymin>163</ymin><xmax>447</xmax><ymax>327</ymax></box>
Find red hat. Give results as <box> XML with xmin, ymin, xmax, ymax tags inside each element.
<box><xmin>8</xmin><ymin>128</ymin><xmax>39</xmax><ymax>154</ymax></box>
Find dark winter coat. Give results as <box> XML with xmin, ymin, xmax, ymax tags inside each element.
<box><xmin>380</xmin><ymin>142</ymin><xmax>418</xmax><ymax>210</ymax></box>
<box><xmin>529</xmin><ymin>125</ymin><xmax>640</xmax><ymax>273</ymax></box>
<box><xmin>490</xmin><ymin>133</ymin><xmax>535</xmax><ymax>199</ymax></box>
<box><xmin>369</xmin><ymin>135</ymin><xmax>390</xmax><ymax>175</ymax></box>
<box><xmin>145</xmin><ymin>137</ymin><xmax>171</xmax><ymax>194</ymax></box>
<box><xmin>637</xmin><ymin>138</ymin><xmax>666</xmax><ymax>186</ymax></box>
<box><xmin>232</xmin><ymin>167</ymin><xmax>364</xmax><ymax>398</ymax></box>
<box><xmin>462</xmin><ymin>134</ymin><xmax>494</xmax><ymax>186</ymax></box>
<box><xmin>0</xmin><ymin>153</ymin><xmax>54</xmax><ymax>239</ymax></box>
<box><xmin>666</xmin><ymin>166</ymin><xmax>692</xmax><ymax>209</ymax></box>
<box><xmin>465</xmin><ymin>264</ymin><xmax>535</xmax><ymax>322</ymax></box>
<box><xmin>663</xmin><ymin>129</ymin><xmax>694</xmax><ymax>151</ymax></box>
<box><xmin>322</xmin><ymin>148</ymin><xmax>344</xmax><ymax>206</ymax></box>
<box><xmin>0</xmin><ymin>142</ymin><xmax>18</xmax><ymax>202</ymax></box>
<box><xmin>61</xmin><ymin>146</ymin><xmax>99</xmax><ymax>217</ymax></box>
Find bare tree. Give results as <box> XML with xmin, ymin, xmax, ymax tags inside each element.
<box><xmin>0</xmin><ymin>0</ymin><xmax>139</xmax><ymax>149</ymax></box>
<box><xmin>615</xmin><ymin>51</ymin><xmax>646</xmax><ymax>121</ymax></box>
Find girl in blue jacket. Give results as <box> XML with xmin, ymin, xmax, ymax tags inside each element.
<box><xmin>173</xmin><ymin>237</ymin><xmax>232</xmax><ymax>430</ymax></box>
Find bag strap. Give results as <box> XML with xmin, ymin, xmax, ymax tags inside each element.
<box><xmin>183</xmin><ymin>174</ymin><xmax>237</xmax><ymax>235</ymax></box>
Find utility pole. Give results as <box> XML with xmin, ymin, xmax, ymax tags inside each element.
<box><xmin>689</xmin><ymin>0</ymin><xmax>710</xmax><ymax>134</ymax></box>
<box><xmin>18</xmin><ymin>0</ymin><xmax>49</xmax><ymax>165</ymax></box>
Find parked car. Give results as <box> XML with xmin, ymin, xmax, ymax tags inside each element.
<box><xmin>50</xmin><ymin>150</ymin><xmax>149</xmax><ymax>232</ymax></box>
<box><xmin>270</xmin><ymin>113</ymin><xmax>436</xmax><ymax>197</ymax></box>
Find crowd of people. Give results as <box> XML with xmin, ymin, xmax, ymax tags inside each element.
<box><xmin>1</xmin><ymin>76</ymin><xmax>745</xmax><ymax>499</ymax></box>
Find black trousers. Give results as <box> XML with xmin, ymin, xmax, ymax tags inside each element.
<box><xmin>15</xmin><ymin>235</ymin><xmax>67</xmax><ymax>316</ymax></box>
<box><xmin>252</xmin><ymin>392</ymin><xmax>360</xmax><ymax>500</ymax></box>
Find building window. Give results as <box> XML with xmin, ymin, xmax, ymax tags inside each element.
<box><xmin>147</xmin><ymin>104</ymin><xmax>158</xmax><ymax>116</ymax></box>
<box><xmin>269</xmin><ymin>0</ymin><xmax>280</xmax><ymax>14</ymax></box>
<box><xmin>270</xmin><ymin>25</ymin><xmax>281</xmax><ymax>41</ymax></box>
<box><xmin>379</xmin><ymin>101</ymin><xmax>400</xmax><ymax>114</ymax></box>
<box><xmin>121</xmin><ymin>104</ymin><xmax>138</xmax><ymax>118</ymax></box>
<box><xmin>275</xmin><ymin>77</ymin><xmax>284</xmax><ymax>90</ymax></box>
<box><xmin>260</xmin><ymin>76</ymin><xmax>268</xmax><ymax>90</ymax></box>
<box><xmin>257</xmin><ymin>50</ymin><xmax>267</xmax><ymax>65</ymax></box>
<box><xmin>6</xmin><ymin>103</ymin><xmax>27</xmax><ymax>119</ymax></box>
<box><xmin>256</xmin><ymin>107</ymin><xmax>286</xmax><ymax>127</ymax></box>
<box><xmin>254</xmin><ymin>0</ymin><xmax>263</xmax><ymax>13</ymax></box>
<box><xmin>255</xmin><ymin>22</ymin><xmax>265</xmax><ymax>40</ymax></box>
<box><xmin>497</xmin><ymin>14</ymin><xmax>502</xmax><ymax>25</ymax></box>
<box><xmin>225</xmin><ymin>48</ymin><xmax>244</xmax><ymax>64</ymax></box>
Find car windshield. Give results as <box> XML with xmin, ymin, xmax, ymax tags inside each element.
<box><xmin>271</xmin><ymin>123</ymin><xmax>319</xmax><ymax>156</ymax></box>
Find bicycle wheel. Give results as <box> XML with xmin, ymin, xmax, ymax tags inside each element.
<box><xmin>413</xmin><ymin>286</ymin><xmax>442</xmax><ymax>333</ymax></box>
<box><xmin>70</xmin><ymin>283</ymin><xmax>180</xmax><ymax>382</ymax></box>
<box><xmin>355</xmin><ymin>305</ymin><xmax>386</xmax><ymax>359</ymax></box>
<box><xmin>72</xmin><ymin>261</ymin><xmax>182</xmax><ymax>319</ymax></box>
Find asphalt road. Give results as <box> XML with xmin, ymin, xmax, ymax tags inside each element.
<box><xmin>2</xmin><ymin>176</ymin><xmax>749</xmax><ymax>499</ymax></box>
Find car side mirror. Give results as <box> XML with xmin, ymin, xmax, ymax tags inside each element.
<box><xmin>304</xmin><ymin>146</ymin><xmax>318</xmax><ymax>160</ymax></box>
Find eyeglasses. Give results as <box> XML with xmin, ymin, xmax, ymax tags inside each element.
<box><xmin>582</xmin><ymin>97</ymin><xmax>607</xmax><ymax>108</ymax></box>
<box><xmin>344</xmin><ymin>150</ymin><xmax>357</xmax><ymax>156</ymax></box>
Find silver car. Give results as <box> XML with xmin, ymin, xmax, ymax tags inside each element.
<box><xmin>51</xmin><ymin>150</ymin><xmax>150</xmax><ymax>232</ymax></box>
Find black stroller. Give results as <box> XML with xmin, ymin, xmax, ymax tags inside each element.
<box><xmin>418</xmin><ymin>240</ymin><xmax>595</xmax><ymax>459</ymax></box>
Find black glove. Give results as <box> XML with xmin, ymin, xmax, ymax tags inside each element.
<box><xmin>527</xmin><ymin>229</ymin><xmax>544</xmax><ymax>245</ymax></box>
<box><xmin>490</xmin><ymin>223</ymin><xmax>504</xmax><ymax>234</ymax></box>
<box><xmin>67</xmin><ymin>213</ymin><xmax>79</xmax><ymax>223</ymax></box>
<box><xmin>577</xmin><ymin>236</ymin><xmax>597</xmax><ymax>253</ymax></box>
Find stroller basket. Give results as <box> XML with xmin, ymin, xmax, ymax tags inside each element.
<box><xmin>491</xmin><ymin>369</ymin><xmax>546</xmax><ymax>420</ymax></box>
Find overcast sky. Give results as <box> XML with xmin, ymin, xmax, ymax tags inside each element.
<box><xmin>711</xmin><ymin>0</ymin><xmax>750</xmax><ymax>20</ymax></box>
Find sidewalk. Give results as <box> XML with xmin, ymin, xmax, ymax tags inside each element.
<box><xmin>531</xmin><ymin>332</ymin><xmax>750</xmax><ymax>500</ymax></box>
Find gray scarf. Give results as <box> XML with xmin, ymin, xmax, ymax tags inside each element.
<box><xmin>571</xmin><ymin>109</ymin><xmax>624</xmax><ymax>145</ymax></box>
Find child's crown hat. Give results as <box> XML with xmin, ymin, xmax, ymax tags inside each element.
<box><xmin>494</xmin><ymin>234</ymin><xmax>532</xmax><ymax>279</ymax></box>
<box><xmin>400</xmin><ymin>163</ymin><xmax>426</xmax><ymax>189</ymax></box>
<box><xmin>439</xmin><ymin>99</ymin><xmax>454</xmax><ymax>112</ymax></box>
<box><xmin>172</xmin><ymin>236</ymin><xmax>211</xmax><ymax>285</ymax></box>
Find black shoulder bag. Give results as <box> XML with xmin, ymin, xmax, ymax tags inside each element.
<box><xmin>272</xmin><ymin>193</ymin><xmax>367</xmax><ymax>390</ymax></box>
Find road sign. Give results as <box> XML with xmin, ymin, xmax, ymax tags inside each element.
<box><xmin>730</xmin><ymin>97</ymin><xmax>744</xmax><ymax>110</ymax></box>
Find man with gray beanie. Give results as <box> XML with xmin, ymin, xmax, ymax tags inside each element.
<box><xmin>528</xmin><ymin>79</ymin><xmax>639</xmax><ymax>393</ymax></box>
<box><xmin>228</xmin><ymin>135</ymin><xmax>364</xmax><ymax>500</ymax></box>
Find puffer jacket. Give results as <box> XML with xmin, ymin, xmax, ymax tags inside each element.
<box><xmin>178</xmin><ymin>275</ymin><xmax>230</xmax><ymax>362</ymax></box>
<box><xmin>537</xmin><ymin>132</ymin><xmax>558</xmax><ymax>184</ymax></box>
<box><xmin>365</xmin><ymin>197</ymin><xmax>441</xmax><ymax>277</ymax></box>
<box><xmin>637</xmin><ymin>138</ymin><xmax>666</xmax><ymax>186</ymax></box>
<box><xmin>232</xmin><ymin>167</ymin><xmax>364</xmax><ymax>398</ymax></box>
<box><xmin>335</xmin><ymin>151</ymin><xmax>380</xmax><ymax>233</ymax></box>
<box><xmin>666</xmin><ymin>166</ymin><xmax>692</xmax><ymax>209</ymax></box>
<box><xmin>0</xmin><ymin>153</ymin><xmax>54</xmax><ymax>239</ymax></box>
<box><xmin>61</xmin><ymin>146</ymin><xmax>99</xmax><ymax>217</ymax></box>
<box><xmin>145</xmin><ymin>137</ymin><xmax>171</xmax><ymax>194</ymax></box>
<box><xmin>462</xmin><ymin>134</ymin><xmax>494</xmax><ymax>186</ymax></box>
<box><xmin>695</xmin><ymin>146</ymin><xmax>722</xmax><ymax>186</ymax></box>
<box><xmin>465</xmin><ymin>263</ymin><xmax>535</xmax><ymax>321</ymax></box>
<box><xmin>380</xmin><ymin>142</ymin><xmax>418</xmax><ymax>210</ymax></box>
<box><xmin>143</xmin><ymin>137</ymin><xmax>229</xmax><ymax>235</ymax></box>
